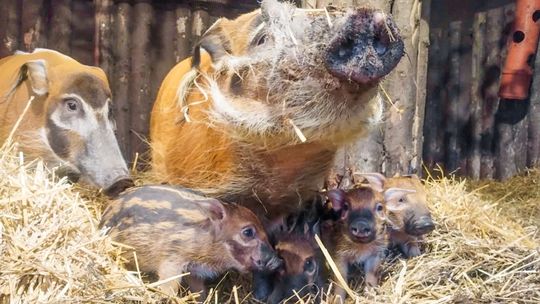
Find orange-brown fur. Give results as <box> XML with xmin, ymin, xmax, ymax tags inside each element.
<box><xmin>384</xmin><ymin>175</ymin><xmax>434</xmax><ymax>258</ymax></box>
<box><xmin>149</xmin><ymin>3</ymin><xmax>393</xmax><ymax>221</ymax></box>
<box><xmin>322</xmin><ymin>186</ymin><xmax>388</xmax><ymax>300</ymax></box>
<box><xmin>0</xmin><ymin>49</ymin><xmax>108</xmax><ymax>155</ymax></box>
<box><xmin>100</xmin><ymin>185</ymin><xmax>279</xmax><ymax>296</ymax></box>
<box><xmin>265</xmin><ymin>232</ymin><xmax>325</xmax><ymax>303</ymax></box>
<box><xmin>0</xmin><ymin>48</ymin><xmax>130</xmax><ymax>191</ymax></box>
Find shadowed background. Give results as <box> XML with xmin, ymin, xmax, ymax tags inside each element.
<box><xmin>1</xmin><ymin>0</ymin><xmax>538</xmax><ymax>181</ymax></box>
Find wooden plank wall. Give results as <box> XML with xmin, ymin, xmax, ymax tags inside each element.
<box><xmin>1</xmin><ymin>0</ymin><xmax>535</xmax><ymax>181</ymax></box>
<box><xmin>424</xmin><ymin>0</ymin><xmax>540</xmax><ymax>180</ymax></box>
<box><xmin>323</xmin><ymin>0</ymin><xmax>431</xmax><ymax>186</ymax></box>
<box><xmin>0</xmin><ymin>0</ymin><xmax>259</xmax><ymax>165</ymax></box>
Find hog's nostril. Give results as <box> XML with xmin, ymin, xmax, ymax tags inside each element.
<box><xmin>338</xmin><ymin>38</ymin><xmax>355</xmax><ymax>59</ymax></box>
<box><xmin>374</xmin><ymin>36</ymin><xmax>387</xmax><ymax>56</ymax></box>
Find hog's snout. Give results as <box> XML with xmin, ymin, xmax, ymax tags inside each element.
<box><xmin>406</xmin><ymin>216</ymin><xmax>435</xmax><ymax>236</ymax></box>
<box><xmin>326</xmin><ymin>8</ymin><xmax>404</xmax><ymax>84</ymax></box>
<box><xmin>103</xmin><ymin>177</ymin><xmax>135</xmax><ymax>197</ymax></box>
<box><xmin>350</xmin><ymin>219</ymin><xmax>375</xmax><ymax>242</ymax></box>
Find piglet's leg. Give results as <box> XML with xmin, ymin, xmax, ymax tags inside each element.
<box><xmin>400</xmin><ymin>238</ymin><xmax>421</xmax><ymax>258</ymax></box>
<box><xmin>252</xmin><ymin>270</ymin><xmax>274</xmax><ymax>301</ymax></box>
<box><xmin>186</xmin><ymin>275</ymin><xmax>208</xmax><ymax>301</ymax></box>
<box><xmin>332</xmin><ymin>259</ymin><xmax>349</xmax><ymax>303</ymax></box>
<box><xmin>156</xmin><ymin>260</ymin><xmax>185</xmax><ymax>297</ymax></box>
<box><xmin>363</xmin><ymin>254</ymin><xmax>382</xmax><ymax>287</ymax></box>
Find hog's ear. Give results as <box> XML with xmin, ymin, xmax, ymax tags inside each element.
<box><xmin>192</xmin><ymin>19</ymin><xmax>231</xmax><ymax>67</ymax></box>
<box><xmin>354</xmin><ymin>172</ymin><xmax>386</xmax><ymax>192</ymax></box>
<box><xmin>23</xmin><ymin>60</ymin><xmax>49</xmax><ymax>96</ymax></box>
<box><xmin>326</xmin><ymin>189</ymin><xmax>347</xmax><ymax>212</ymax></box>
<box><xmin>198</xmin><ymin>198</ymin><xmax>226</xmax><ymax>221</ymax></box>
<box><xmin>384</xmin><ymin>188</ymin><xmax>416</xmax><ymax>211</ymax></box>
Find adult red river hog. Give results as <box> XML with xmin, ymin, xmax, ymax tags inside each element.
<box><xmin>0</xmin><ymin>48</ymin><xmax>132</xmax><ymax>196</ymax></box>
<box><xmin>150</xmin><ymin>0</ymin><xmax>404</xmax><ymax>225</ymax></box>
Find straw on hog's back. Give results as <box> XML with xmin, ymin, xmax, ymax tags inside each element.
<box><xmin>150</xmin><ymin>0</ymin><xmax>404</xmax><ymax>223</ymax></box>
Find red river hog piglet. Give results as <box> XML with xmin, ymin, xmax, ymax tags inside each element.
<box><xmin>254</xmin><ymin>222</ymin><xmax>326</xmax><ymax>304</ymax></box>
<box><xmin>383</xmin><ymin>174</ymin><xmax>435</xmax><ymax>258</ymax></box>
<box><xmin>322</xmin><ymin>186</ymin><xmax>388</xmax><ymax>300</ymax></box>
<box><xmin>99</xmin><ymin>185</ymin><xmax>281</xmax><ymax>297</ymax></box>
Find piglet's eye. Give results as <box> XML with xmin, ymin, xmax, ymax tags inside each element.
<box><xmin>398</xmin><ymin>198</ymin><xmax>405</xmax><ymax>203</ymax></box>
<box><xmin>376</xmin><ymin>203</ymin><xmax>384</xmax><ymax>212</ymax></box>
<box><xmin>65</xmin><ymin>99</ymin><xmax>78</xmax><ymax>112</ymax></box>
<box><xmin>242</xmin><ymin>226</ymin><xmax>255</xmax><ymax>238</ymax></box>
<box><xmin>304</xmin><ymin>257</ymin><xmax>316</xmax><ymax>273</ymax></box>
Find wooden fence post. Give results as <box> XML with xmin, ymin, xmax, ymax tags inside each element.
<box><xmin>112</xmin><ymin>1</ymin><xmax>132</xmax><ymax>159</ymax></box>
<box><xmin>128</xmin><ymin>0</ymin><xmax>153</xmax><ymax>164</ymax></box>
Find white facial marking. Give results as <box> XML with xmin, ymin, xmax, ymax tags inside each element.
<box><xmin>207</xmin><ymin>77</ymin><xmax>275</xmax><ymax>131</ymax></box>
<box><xmin>49</xmin><ymin>94</ymin><xmax>111</xmax><ymax>138</ymax></box>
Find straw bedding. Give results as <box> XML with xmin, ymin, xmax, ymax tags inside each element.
<box><xmin>0</xmin><ymin>142</ymin><xmax>538</xmax><ymax>303</ymax></box>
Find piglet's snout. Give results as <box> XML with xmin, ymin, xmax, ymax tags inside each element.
<box><xmin>407</xmin><ymin>216</ymin><xmax>435</xmax><ymax>236</ymax></box>
<box><xmin>255</xmin><ymin>243</ymin><xmax>282</xmax><ymax>271</ymax></box>
<box><xmin>326</xmin><ymin>8</ymin><xmax>404</xmax><ymax>84</ymax></box>
<box><xmin>350</xmin><ymin>219</ymin><xmax>374</xmax><ymax>240</ymax></box>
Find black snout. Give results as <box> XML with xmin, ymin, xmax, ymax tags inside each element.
<box><xmin>55</xmin><ymin>165</ymin><xmax>81</xmax><ymax>184</ymax></box>
<box><xmin>350</xmin><ymin>220</ymin><xmax>375</xmax><ymax>242</ymax></box>
<box><xmin>326</xmin><ymin>8</ymin><xmax>404</xmax><ymax>84</ymax></box>
<box><xmin>268</xmin><ymin>275</ymin><xmax>321</xmax><ymax>304</ymax></box>
<box><xmin>258</xmin><ymin>243</ymin><xmax>283</xmax><ymax>271</ymax></box>
<box><xmin>406</xmin><ymin>216</ymin><xmax>435</xmax><ymax>236</ymax></box>
<box><xmin>103</xmin><ymin>177</ymin><xmax>135</xmax><ymax>198</ymax></box>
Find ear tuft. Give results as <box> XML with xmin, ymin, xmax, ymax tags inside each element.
<box><xmin>261</xmin><ymin>0</ymin><xmax>289</xmax><ymax>23</ymax></box>
<box><xmin>192</xmin><ymin>19</ymin><xmax>230</xmax><ymax>68</ymax></box>
<box><xmin>24</xmin><ymin>59</ymin><xmax>49</xmax><ymax>96</ymax></box>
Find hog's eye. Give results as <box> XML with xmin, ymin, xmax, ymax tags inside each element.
<box><xmin>242</xmin><ymin>226</ymin><xmax>255</xmax><ymax>238</ymax></box>
<box><xmin>304</xmin><ymin>257</ymin><xmax>316</xmax><ymax>273</ymax></box>
<box><xmin>256</xmin><ymin>34</ymin><xmax>267</xmax><ymax>45</ymax></box>
<box><xmin>65</xmin><ymin>99</ymin><xmax>78</xmax><ymax>112</ymax></box>
<box><xmin>376</xmin><ymin>203</ymin><xmax>384</xmax><ymax>212</ymax></box>
<box><xmin>398</xmin><ymin>198</ymin><xmax>405</xmax><ymax>203</ymax></box>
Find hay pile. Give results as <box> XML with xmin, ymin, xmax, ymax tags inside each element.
<box><xmin>0</xmin><ymin>143</ymin><xmax>171</xmax><ymax>303</ymax></box>
<box><xmin>0</xmin><ymin>140</ymin><xmax>538</xmax><ymax>303</ymax></box>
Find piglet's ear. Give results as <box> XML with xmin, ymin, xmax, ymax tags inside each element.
<box><xmin>326</xmin><ymin>189</ymin><xmax>346</xmax><ymax>212</ymax></box>
<box><xmin>198</xmin><ymin>198</ymin><xmax>226</xmax><ymax>221</ymax></box>
<box><xmin>354</xmin><ymin>172</ymin><xmax>386</xmax><ymax>192</ymax></box>
<box><xmin>384</xmin><ymin>188</ymin><xmax>416</xmax><ymax>211</ymax></box>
